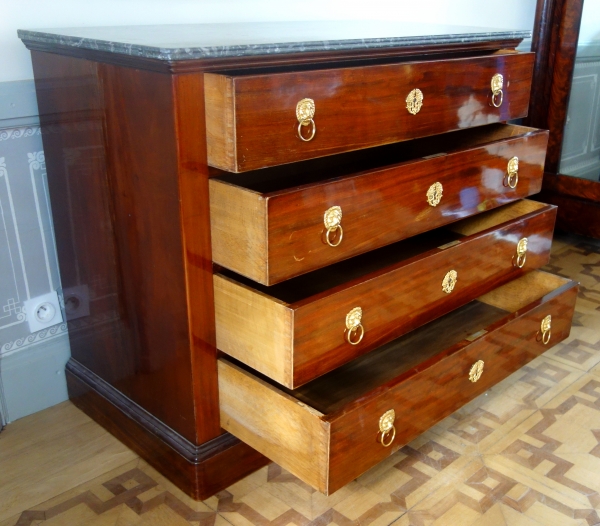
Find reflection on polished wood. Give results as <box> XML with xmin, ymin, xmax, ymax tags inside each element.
<box><xmin>219</xmin><ymin>271</ymin><xmax>578</xmax><ymax>495</ymax></box>
<box><xmin>210</xmin><ymin>124</ymin><xmax>549</xmax><ymax>285</ymax></box>
<box><xmin>205</xmin><ymin>52</ymin><xmax>535</xmax><ymax>172</ymax></box>
<box><xmin>215</xmin><ymin>200</ymin><xmax>557</xmax><ymax>388</ymax></box>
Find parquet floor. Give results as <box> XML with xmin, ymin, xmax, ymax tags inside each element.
<box><xmin>1</xmin><ymin>232</ymin><xmax>599</xmax><ymax>526</ymax></box>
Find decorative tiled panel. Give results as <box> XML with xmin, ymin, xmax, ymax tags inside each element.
<box><xmin>0</xmin><ymin>125</ymin><xmax>66</xmax><ymax>356</ymax></box>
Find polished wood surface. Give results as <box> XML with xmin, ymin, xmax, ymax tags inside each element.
<box><xmin>527</xmin><ymin>0</ymin><xmax>583</xmax><ymax>174</ymax></box>
<box><xmin>205</xmin><ymin>52</ymin><xmax>535</xmax><ymax>172</ymax></box>
<box><xmin>210</xmin><ymin>124</ymin><xmax>548</xmax><ymax>284</ymax></box>
<box><xmin>215</xmin><ymin>200</ymin><xmax>557</xmax><ymax>388</ymax></box>
<box><xmin>30</xmin><ymin>49</ymin><xmax>248</xmax><ymax>498</ymax></box>
<box><xmin>219</xmin><ymin>271</ymin><xmax>578</xmax><ymax>494</ymax></box>
<box><xmin>526</xmin><ymin>0</ymin><xmax>600</xmax><ymax>239</ymax></box>
<box><xmin>26</xmin><ymin>33</ymin><xmax>554</xmax><ymax>501</ymax></box>
<box><xmin>67</xmin><ymin>363</ymin><xmax>268</xmax><ymax>500</ymax></box>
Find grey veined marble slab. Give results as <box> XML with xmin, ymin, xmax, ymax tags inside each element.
<box><xmin>18</xmin><ymin>21</ymin><xmax>530</xmax><ymax>61</ymax></box>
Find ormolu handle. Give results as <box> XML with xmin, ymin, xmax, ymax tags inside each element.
<box><xmin>504</xmin><ymin>156</ymin><xmax>519</xmax><ymax>189</ymax></box>
<box><xmin>323</xmin><ymin>206</ymin><xmax>343</xmax><ymax>247</ymax></box>
<box><xmin>296</xmin><ymin>98</ymin><xmax>316</xmax><ymax>141</ymax></box>
<box><xmin>514</xmin><ymin>237</ymin><xmax>528</xmax><ymax>268</ymax></box>
<box><xmin>427</xmin><ymin>182</ymin><xmax>443</xmax><ymax>207</ymax></box>
<box><xmin>345</xmin><ymin>307</ymin><xmax>364</xmax><ymax>345</ymax></box>
<box><xmin>469</xmin><ymin>360</ymin><xmax>484</xmax><ymax>382</ymax></box>
<box><xmin>491</xmin><ymin>73</ymin><xmax>504</xmax><ymax>108</ymax></box>
<box><xmin>378</xmin><ymin>409</ymin><xmax>396</xmax><ymax>447</ymax></box>
<box><xmin>539</xmin><ymin>315</ymin><xmax>552</xmax><ymax>345</ymax></box>
<box><xmin>442</xmin><ymin>270</ymin><xmax>458</xmax><ymax>294</ymax></box>
<box><xmin>406</xmin><ymin>88</ymin><xmax>423</xmax><ymax>115</ymax></box>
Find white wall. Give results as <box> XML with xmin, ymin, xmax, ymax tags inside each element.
<box><xmin>2</xmin><ymin>0</ymin><xmax>537</xmax><ymax>83</ymax></box>
<box><xmin>579</xmin><ymin>0</ymin><xmax>600</xmax><ymax>45</ymax></box>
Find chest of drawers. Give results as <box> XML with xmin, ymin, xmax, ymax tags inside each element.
<box><xmin>19</xmin><ymin>22</ymin><xmax>577</xmax><ymax>500</ymax></box>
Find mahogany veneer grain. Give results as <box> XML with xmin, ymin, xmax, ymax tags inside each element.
<box><xmin>210</xmin><ymin>124</ymin><xmax>548</xmax><ymax>284</ymax></box>
<box><xmin>205</xmin><ymin>52</ymin><xmax>534</xmax><ymax>172</ymax></box>
<box><xmin>215</xmin><ymin>200</ymin><xmax>557</xmax><ymax>388</ymax></box>
<box><xmin>219</xmin><ymin>271</ymin><xmax>578</xmax><ymax>494</ymax></box>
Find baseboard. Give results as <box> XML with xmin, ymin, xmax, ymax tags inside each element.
<box><xmin>66</xmin><ymin>358</ymin><xmax>269</xmax><ymax>500</ymax></box>
<box><xmin>0</xmin><ymin>333</ymin><xmax>70</xmax><ymax>422</ymax></box>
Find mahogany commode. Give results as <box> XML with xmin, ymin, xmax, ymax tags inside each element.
<box><xmin>18</xmin><ymin>22</ymin><xmax>577</xmax><ymax>499</ymax></box>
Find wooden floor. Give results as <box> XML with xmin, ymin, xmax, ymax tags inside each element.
<box><xmin>1</xmin><ymin>231</ymin><xmax>600</xmax><ymax>526</ymax></box>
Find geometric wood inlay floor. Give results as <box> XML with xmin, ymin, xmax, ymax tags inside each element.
<box><xmin>1</xmin><ymin>231</ymin><xmax>599</xmax><ymax>526</ymax></box>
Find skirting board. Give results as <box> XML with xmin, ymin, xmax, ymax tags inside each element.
<box><xmin>66</xmin><ymin>358</ymin><xmax>269</xmax><ymax>500</ymax></box>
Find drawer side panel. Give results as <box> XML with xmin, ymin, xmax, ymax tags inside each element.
<box><xmin>218</xmin><ymin>360</ymin><xmax>330</xmax><ymax>493</ymax></box>
<box><xmin>214</xmin><ymin>275</ymin><xmax>293</xmax><ymax>385</ymax></box>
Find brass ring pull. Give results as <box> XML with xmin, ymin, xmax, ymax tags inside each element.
<box><xmin>469</xmin><ymin>360</ymin><xmax>484</xmax><ymax>382</ymax></box>
<box><xmin>539</xmin><ymin>315</ymin><xmax>552</xmax><ymax>345</ymax></box>
<box><xmin>492</xmin><ymin>90</ymin><xmax>504</xmax><ymax>108</ymax></box>
<box><xmin>543</xmin><ymin>329</ymin><xmax>552</xmax><ymax>345</ymax></box>
<box><xmin>514</xmin><ymin>237</ymin><xmax>528</xmax><ymax>269</ymax></box>
<box><xmin>325</xmin><ymin>225</ymin><xmax>343</xmax><ymax>247</ymax></box>
<box><xmin>345</xmin><ymin>307</ymin><xmax>364</xmax><ymax>346</ymax></box>
<box><xmin>323</xmin><ymin>206</ymin><xmax>343</xmax><ymax>247</ymax></box>
<box><xmin>346</xmin><ymin>324</ymin><xmax>364</xmax><ymax>345</ymax></box>
<box><xmin>296</xmin><ymin>98</ymin><xmax>316</xmax><ymax>142</ymax></box>
<box><xmin>491</xmin><ymin>73</ymin><xmax>504</xmax><ymax>108</ymax></box>
<box><xmin>504</xmin><ymin>157</ymin><xmax>519</xmax><ymax>189</ymax></box>
<box><xmin>378</xmin><ymin>409</ymin><xmax>396</xmax><ymax>447</ymax></box>
<box><xmin>297</xmin><ymin>119</ymin><xmax>316</xmax><ymax>142</ymax></box>
<box><xmin>380</xmin><ymin>427</ymin><xmax>396</xmax><ymax>447</ymax></box>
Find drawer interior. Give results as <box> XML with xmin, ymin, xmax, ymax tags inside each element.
<box><xmin>211</xmin><ymin>123</ymin><xmax>540</xmax><ymax>194</ymax></box>
<box><xmin>245</xmin><ymin>271</ymin><xmax>571</xmax><ymax>415</ymax></box>
<box><xmin>219</xmin><ymin>199</ymin><xmax>549</xmax><ymax>305</ymax></box>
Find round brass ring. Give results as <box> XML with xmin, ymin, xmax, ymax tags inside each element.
<box><xmin>298</xmin><ymin>119</ymin><xmax>316</xmax><ymax>142</ymax></box>
<box><xmin>492</xmin><ymin>89</ymin><xmax>504</xmax><ymax>108</ymax></box>
<box><xmin>380</xmin><ymin>426</ymin><xmax>396</xmax><ymax>447</ymax></box>
<box><xmin>515</xmin><ymin>253</ymin><xmax>527</xmax><ymax>269</ymax></box>
<box><xmin>325</xmin><ymin>225</ymin><xmax>343</xmax><ymax>247</ymax></box>
<box><xmin>506</xmin><ymin>171</ymin><xmax>519</xmax><ymax>189</ymax></box>
<box><xmin>346</xmin><ymin>324</ymin><xmax>364</xmax><ymax>346</ymax></box>
<box><xmin>543</xmin><ymin>329</ymin><xmax>551</xmax><ymax>345</ymax></box>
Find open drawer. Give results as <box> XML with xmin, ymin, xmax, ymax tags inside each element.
<box><xmin>205</xmin><ymin>51</ymin><xmax>534</xmax><ymax>172</ymax></box>
<box><xmin>215</xmin><ymin>200</ymin><xmax>556</xmax><ymax>388</ymax></box>
<box><xmin>219</xmin><ymin>270</ymin><xmax>578</xmax><ymax>495</ymax></box>
<box><xmin>210</xmin><ymin>124</ymin><xmax>549</xmax><ymax>285</ymax></box>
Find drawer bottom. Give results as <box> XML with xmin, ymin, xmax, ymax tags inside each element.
<box><xmin>219</xmin><ymin>271</ymin><xmax>578</xmax><ymax>494</ymax></box>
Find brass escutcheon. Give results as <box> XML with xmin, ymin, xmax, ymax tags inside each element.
<box><xmin>345</xmin><ymin>307</ymin><xmax>364</xmax><ymax>346</ymax></box>
<box><xmin>442</xmin><ymin>270</ymin><xmax>458</xmax><ymax>294</ymax></box>
<box><xmin>378</xmin><ymin>409</ymin><xmax>396</xmax><ymax>447</ymax></box>
<box><xmin>469</xmin><ymin>360</ymin><xmax>485</xmax><ymax>382</ymax></box>
<box><xmin>427</xmin><ymin>182</ymin><xmax>443</xmax><ymax>207</ymax></box>
<box><xmin>491</xmin><ymin>73</ymin><xmax>504</xmax><ymax>107</ymax></box>
<box><xmin>504</xmin><ymin>156</ymin><xmax>519</xmax><ymax>189</ymax></box>
<box><xmin>406</xmin><ymin>88</ymin><xmax>423</xmax><ymax>115</ymax></box>
<box><xmin>540</xmin><ymin>314</ymin><xmax>552</xmax><ymax>345</ymax></box>
<box><xmin>296</xmin><ymin>98</ymin><xmax>316</xmax><ymax>141</ymax></box>
<box><xmin>514</xmin><ymin>237</ymin><xmax>528</xmax><ymax>268</ymax></box>
<box><xmin>323</xmin><ymin>206</ymin><xmax>343</xmax><ymax>247</ymax></box>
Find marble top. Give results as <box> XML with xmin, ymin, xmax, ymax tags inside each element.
<box><xmin>18</xmin><ymin>21</ymin><xmax>530</xmax><ymax>61</ymax></box>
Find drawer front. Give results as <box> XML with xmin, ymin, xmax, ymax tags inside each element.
<box><xmin>210</xmin><ymin>127</ymin><xmax>549</xmax><ymax>285</ymax></box>
<box><xmin>218</xmin><ymin>275</ymin><xmax>578</xmax><ymax>495</ymax></box>
<box><xmin>215</xmin><ymin>202</ymin><xmax>557</xmax><ymax>388</ymax></box>
<box><xmin>205</xmin><ymin>52</ymin><xmax>534</xmax><ymax>172</ymax></box>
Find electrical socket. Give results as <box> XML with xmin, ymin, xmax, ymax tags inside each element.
<box><xmin>24</xmin><ymin>291</ymin><xmax>64</xmax><ymax>333</ymax></box>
